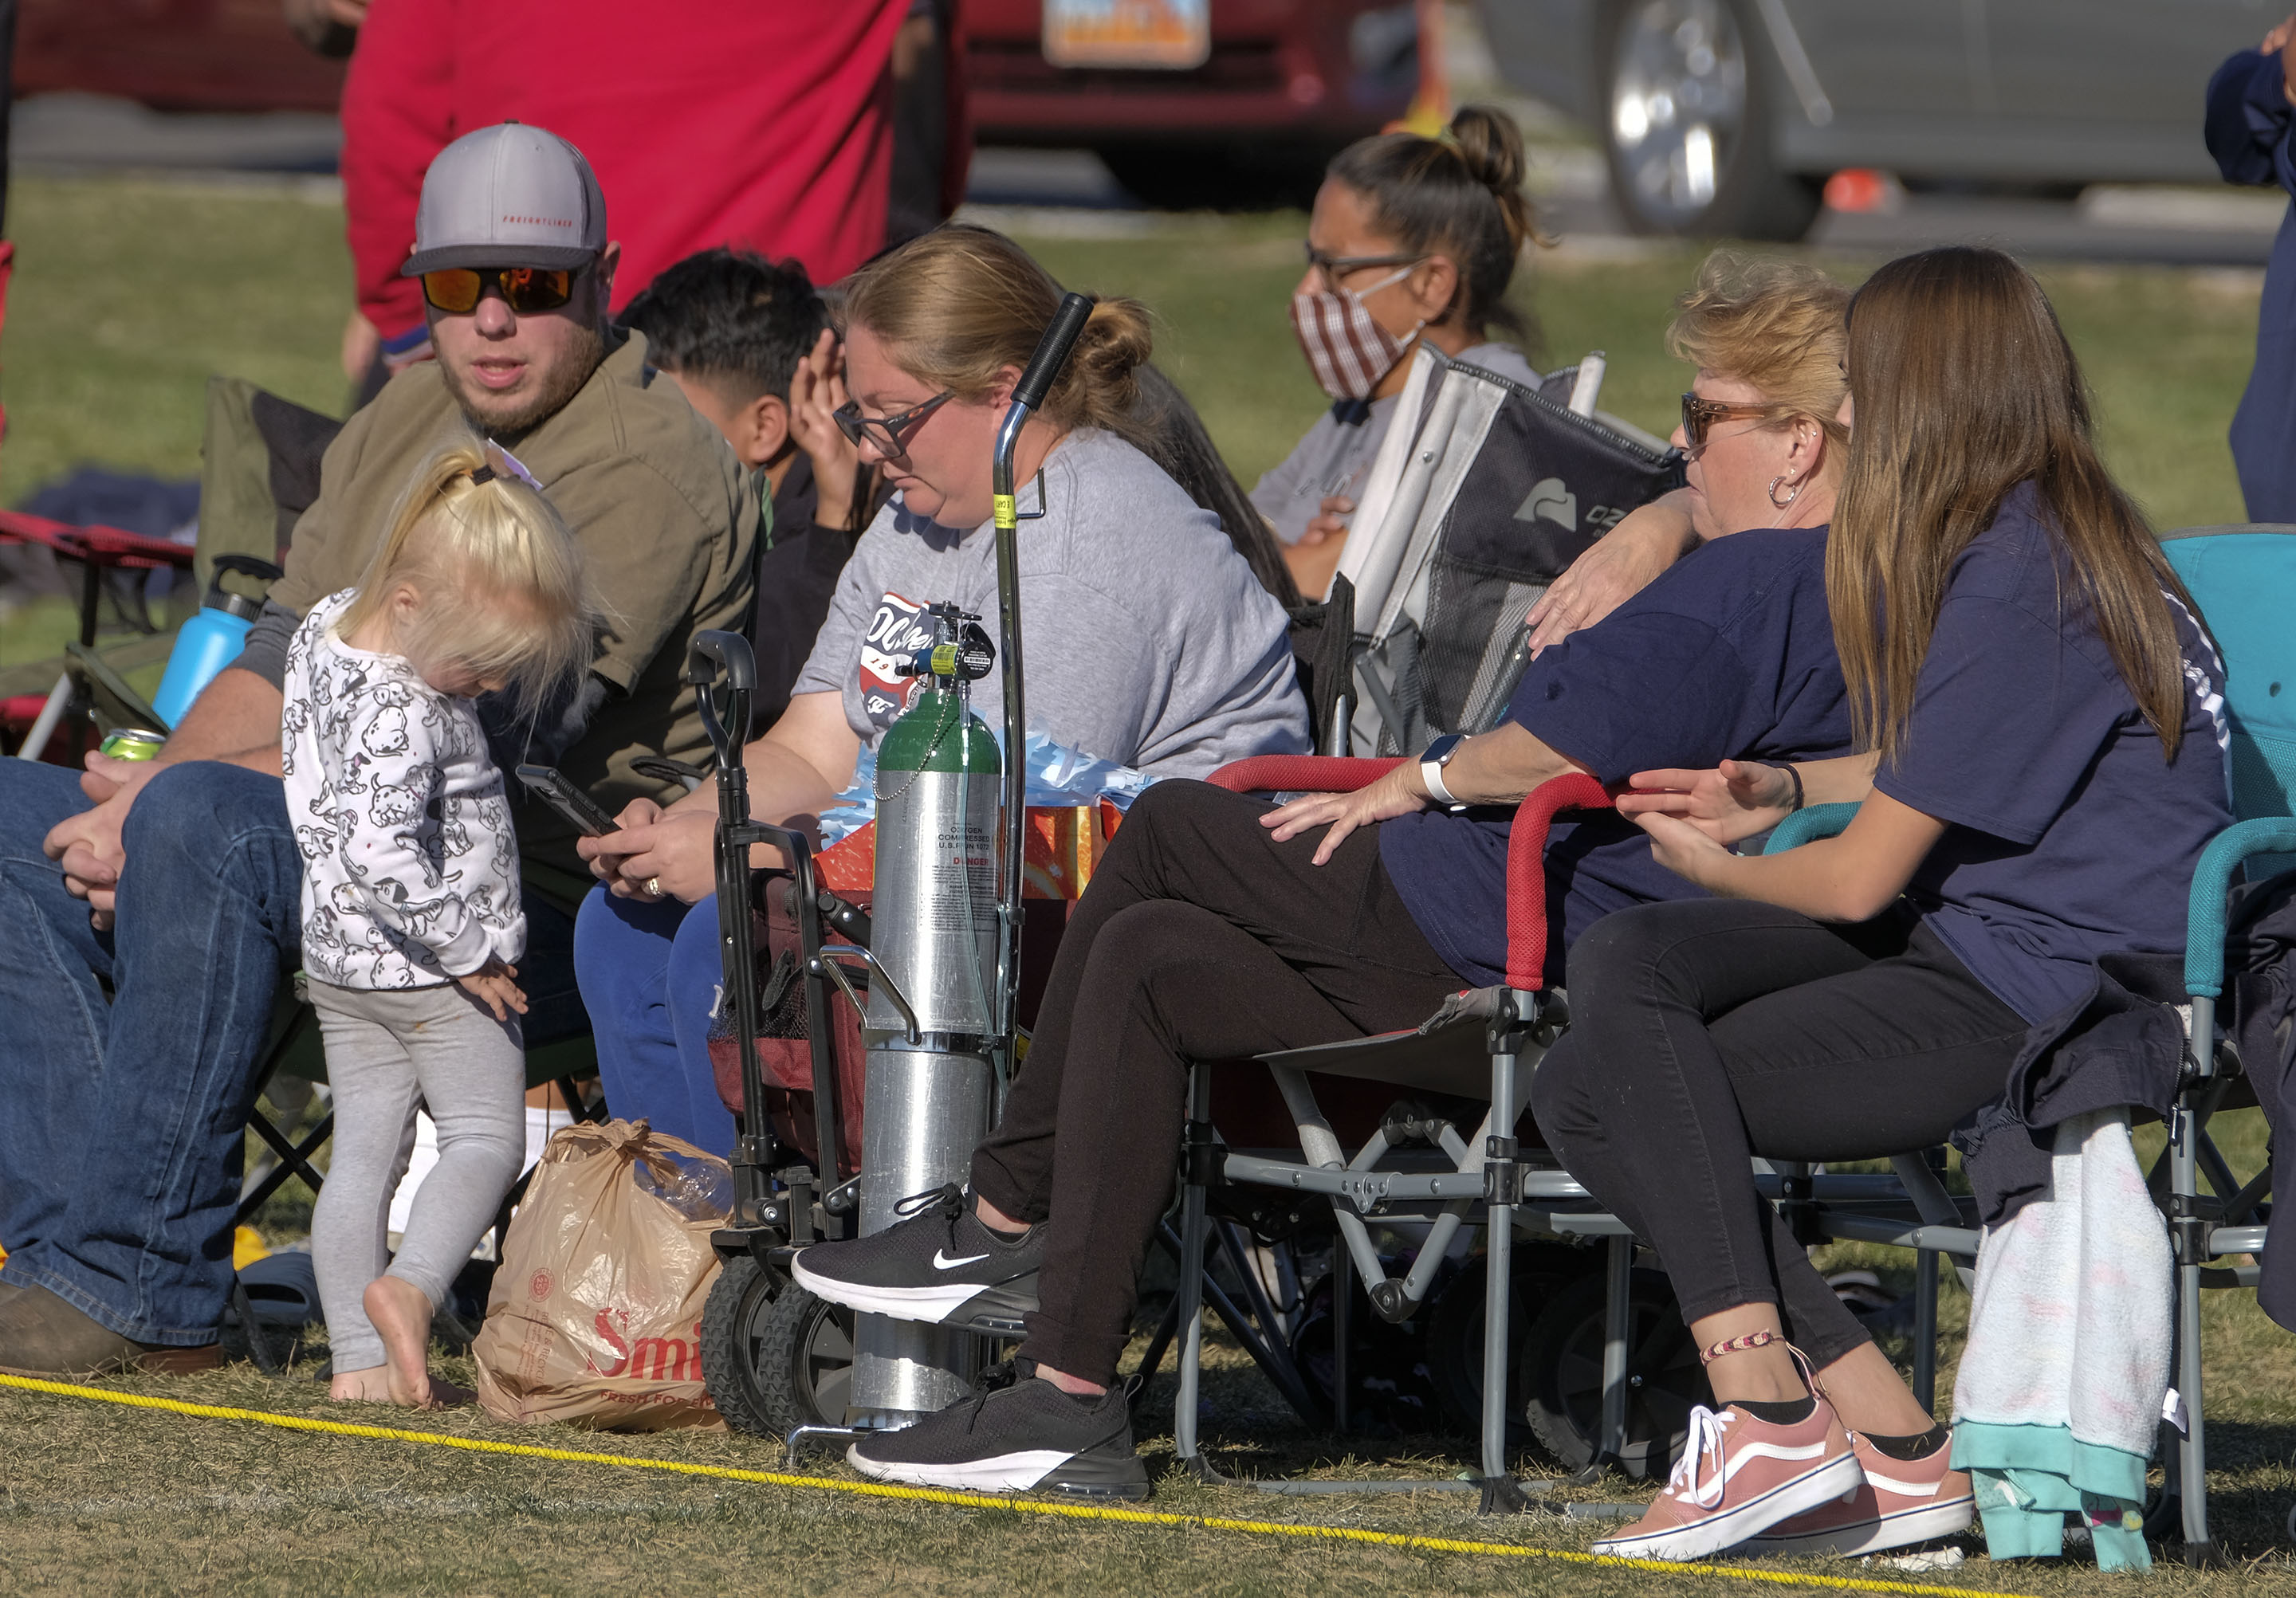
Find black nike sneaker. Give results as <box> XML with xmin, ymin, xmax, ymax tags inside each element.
<box><xmin>847</xmin><ymin>1360</ymin><xmax>1150</xmax><ymax>1499</ymax></box>
<box><xmin>790</xmin><ymin>1184</ymin><xmax>1044</xmax><ymax>1334</ymax></box>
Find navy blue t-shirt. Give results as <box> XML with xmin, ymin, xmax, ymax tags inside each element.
<box><xmin>1380</xmin><ymin>525</ymin><xmax>1854</xmax><ymax>987</ymax></box>
<box><xmin>1874</xmin><ymin>482</ymin><xmax>2232</xmax><ymax>1023</ymax></box>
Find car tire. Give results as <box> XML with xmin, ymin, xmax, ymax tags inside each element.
<box><xmin>699</xmin><ymin>1254</ymin><xmax>855</xmax><ymax>1441</ymax></box>
<box><xmin>1598</xmin><ymin>0</ymin><xmax>1821</xmax><ymax>241</ymax></box>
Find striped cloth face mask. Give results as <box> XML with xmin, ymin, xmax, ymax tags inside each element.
<box><xmin>1288</xmin><ymin>266</ymin><xmax>1425</xmax><ymax>402</ymax></box>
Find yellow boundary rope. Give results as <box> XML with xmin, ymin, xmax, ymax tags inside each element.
<box><xmin>1</xmin><ymin>1372</ymin><xmax>2023</xmax><ymax>1597</ymax></box>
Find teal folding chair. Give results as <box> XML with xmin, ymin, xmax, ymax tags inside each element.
<box><xmin>2156</xmin><ymin>524</ymin><xmax>2296</xmax><ymax>1565</ymax></box>
<box><xmin>1763</xmin><ymin>520</ymin><xmax>2296</xmax><ymax>1566</ymax></box>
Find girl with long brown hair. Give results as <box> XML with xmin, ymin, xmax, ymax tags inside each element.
<box><xmin>1530</xmin><ymin>246</ymin><xmax>2232</xmax><ymax>1563</ymax></box>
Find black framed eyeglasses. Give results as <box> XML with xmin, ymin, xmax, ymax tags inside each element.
<box><xmin>1680</xmin><ymin>391</ymin><xmax>1785</xmax><ymax>457</ymax></box>
<box><xmin>1302</xmin><ymin>243</ymin><xmax>1425</xmax><ymax>289</ymax></box>
<box><xmin>833</xmin><ymin>391</ymin><xmax>953</xmax><ymax>455</ymax></box>
<box><xmin>419</xmin><ymin>265</ymin><xmax>577</xmax><ymax>316</ymax></box>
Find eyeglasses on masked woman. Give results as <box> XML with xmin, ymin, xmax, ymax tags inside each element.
<box><xmin>1301</xmin><ymin>242</ymin><xmax>1426</xmax><ymax>293</ymax></box>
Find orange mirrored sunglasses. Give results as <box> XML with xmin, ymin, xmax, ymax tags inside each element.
<box><xmin>419</xmin><ymin>265</ymin><xmax>576</xmax><ymax>316</ymax></box>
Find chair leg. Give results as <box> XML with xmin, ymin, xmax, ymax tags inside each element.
<box><xmin>2174</xmin><ymin>1250</ymin><xmax>2219</xmax><ymax>1563</ymax></box>
<box><xmin>2167</xmin><ymin>1002</ymin><xmax>2222</xmax><ymax>1566</ymax></box>
<box><xmin>1173</xmin><ymin>1066</ymin><xmax>1223</xmax><ymax>1481</ymax></box>
<box><xmin>1912</xmin><ymin>1247</ymin><xmax>1939</xmax><ymax>1415</ymax></box>
<box><xmin>1478</xmin><ymin>1029</ymin><xmax>1528</xmax><ymax>1514</ymax></box>
<box><xmin>1587</xmin><ymin>1231</ymin><xmax>1633</xmax><ymax>1479</ymax></box>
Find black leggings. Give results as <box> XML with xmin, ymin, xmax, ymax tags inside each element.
<box><xmin>970</xmin><ymin>779</ymin><xmax>1463</xmax><ymax>1385</ymax></box>
<box><xmin>1529</xmin><ymin>898</ymin><xmax>2029</xmax><ymax>1370</ymax></box>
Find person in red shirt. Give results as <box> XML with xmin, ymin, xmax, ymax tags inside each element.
<box><xmin>338</xmin><ymin>0</ymin><xmax>940</xmax><ymax>377</ymax></box>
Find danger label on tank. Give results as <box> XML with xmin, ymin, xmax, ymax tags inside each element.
<box><xmin>858</xmin><ymin>590</ymin><xmax>936</xmax><ymax>730</ymax></box>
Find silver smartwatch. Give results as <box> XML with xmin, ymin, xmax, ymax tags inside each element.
<box><xmin>1418</xmin><ymin>733</ymin><xmax>1466</xmax><ymax>805</ymax></box>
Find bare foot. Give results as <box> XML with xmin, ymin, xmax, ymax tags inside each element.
<box><xmin>363</xmin><ymin>1274</ymin><xmax>440</xmax><ymax>1408</ymax></box>
<box><xmin>329</xmin><ymin>1364</ymin><xmax>395</xmax><ymax>1404</ymax></box>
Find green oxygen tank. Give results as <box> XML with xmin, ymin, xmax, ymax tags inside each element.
<box><xmin>865</xmin><ymin>607</ymin><xmax>1003</xmax><ymax>1039</ymax></box>
<box><xmin>853</xmin><ymin>604</ymin><xmax>1004</xmax><ymax>1427</ymax></box>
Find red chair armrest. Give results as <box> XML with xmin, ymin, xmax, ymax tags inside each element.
<box><xmin>1206</xmin><ymin>755</ymin><xmax>1406</xmax><ymax>795</ymax></box>
<box><xmin>71</xmin><ymin>524</ymin><xmax>198</xmax><ymax>570</ymax></box>
<box><xmin>1505</xmin><ymin>772</ymin><xmax>1614</xmax><ymax>991</ymax></box>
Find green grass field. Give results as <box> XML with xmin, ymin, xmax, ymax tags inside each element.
<box><xmin>0</xmin><ymin>175</ymin><xmax>2290</xmax><ymax>1591</ymax></box>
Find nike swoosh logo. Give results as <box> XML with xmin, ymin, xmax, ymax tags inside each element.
<box><xmin>933</xmin><ymin>1250</ymin><xmax>989</xmax><ymax>1270</ymax></box>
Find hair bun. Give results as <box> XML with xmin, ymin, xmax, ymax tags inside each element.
<box><xmin>1056</xmin><ymin>295</ymin><xmax>1154</xmax><ymax>423</ymax></box>
<box><xmin>1447</xmin><ymin>105</ymin><xmax>1533</xmax><ymax>256</ymax></box>
<box><xmin>1078</xmin><ymin>296</ymin><xmax>1153</xmax><ymax>376</ymax></box>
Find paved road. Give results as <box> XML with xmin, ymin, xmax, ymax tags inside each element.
<box><xmin>16</xmin><ymin>93</ymin><xmax>2287</xmax><ymax>269</ymax></box>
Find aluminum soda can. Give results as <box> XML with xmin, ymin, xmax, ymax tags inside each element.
<box><xmin>98</xmin><ymin>729</ymin><xmax>167</xmax><ymax>761</ymax></box>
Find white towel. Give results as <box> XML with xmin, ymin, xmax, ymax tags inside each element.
<box><xmin>1953</xmin><ymin>1108</ymin><xmax>2171</xmax><ymax>1459</ymax></box>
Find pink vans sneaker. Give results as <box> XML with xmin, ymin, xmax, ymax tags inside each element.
<box><xmin>1740</xmin><ymin>1429</ymin><xmax>1973</xmax><ymax>1557</ymax></box>
<box><xmin>1593</xmin><ymin>1398</ymin><xmax>1862</xmax><ymax>1563</ymax></box>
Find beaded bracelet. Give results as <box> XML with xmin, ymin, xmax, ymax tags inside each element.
<box><xmin>1698</xmin><ymin>1329</ymin><xmax>1783</xmax><ymax>1366</ymax></box>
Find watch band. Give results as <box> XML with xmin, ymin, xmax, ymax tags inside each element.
<box><xmin>1418</xmin><ymin>733</ymin><xmax>1465</xmax><ymax>806</ymax></box>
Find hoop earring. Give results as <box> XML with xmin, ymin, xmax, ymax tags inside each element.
<box><xmin>1768</xmin><ymin>474</ymin><xmax>1801</xmax><ymax>508</ymax></box>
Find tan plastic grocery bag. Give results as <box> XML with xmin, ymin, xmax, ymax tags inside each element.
<box><xmin>471</xmin><ymin>1118</ymin><xmax>729</xmax><ymax>1431</ymax></box>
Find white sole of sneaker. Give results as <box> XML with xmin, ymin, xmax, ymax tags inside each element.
<box><xmin>788</xmin><ymin>1258</ymin><xmax>989</xmax><ymax>1325</ymax></box>
<box><xmin>847</xmin><ymin>1443</ymin><xmax>1151</xmax><ymax>1502</ymax></box>
<box><xmin>1740</xmin><ymin>1494</ymin><xmax>1976</xmax><ymax>1557</ymax></box>
<box><xmin>1595</xmin><ymin>1452</ymin><xmax>1865</xmax><ymax>1563</ymax></box>
<box><xmin>847</xmin><ymin>1443</ymin><xmax>1074</xmax><ymax>1492</ymax></box>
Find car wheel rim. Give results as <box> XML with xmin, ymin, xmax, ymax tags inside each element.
<box><xmin>1610</xmin><ymin>0</ymin><xmax>1748</xmax><ymax>225</ymax></box>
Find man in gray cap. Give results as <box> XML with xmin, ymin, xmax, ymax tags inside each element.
<box><xmin>0</xmin><ymin>124</ymin><xmax>755</xmax><ymax>1378</ymax></box>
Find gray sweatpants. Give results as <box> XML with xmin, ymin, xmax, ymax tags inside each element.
<box><xmin>308</xmin><ymin>980</ymin><xmax>525</xmax><ymax>1373</ymax></box>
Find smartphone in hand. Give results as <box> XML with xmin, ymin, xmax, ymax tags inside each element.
<box><xmin>514</xmin><ymin>764</ymin><xmax>618</xmax><ymax>838</ymax></box>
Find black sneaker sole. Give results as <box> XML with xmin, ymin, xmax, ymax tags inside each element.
<box><xmin>847</xmin><ymin>1442</ymin><xmax>1150</xmax><ymax>1501</ymax></box>
<box><xmin>791</xmin><ymin>1258</ymin><xmax>1040</xmax><ymax>1334</ymax></box>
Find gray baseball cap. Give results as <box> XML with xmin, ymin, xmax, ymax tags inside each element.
<box><xmin>401</xmin><ymin>122</ymin><xmax>607</xmax><ymax>277</ymax></box>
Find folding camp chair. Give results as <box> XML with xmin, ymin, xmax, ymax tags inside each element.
<box><xmin>1331</xmin><ymin>347</ymin><xmax>1684</xmax><ymax>756</ymax></box>
<box><xmin>0</xmin><ymin>511</ymin><xmax>196</xmax><ymax>758</ymax></box>
<box><xmin>2153</xmin><ymin>524</ymin><xmax>2294</xmax><ymax>1564</ymax></box>
<box><xmin>1170</xmin><ymin>757</ymin><xmax>1983</xmax><ymax>1510</ymax></box>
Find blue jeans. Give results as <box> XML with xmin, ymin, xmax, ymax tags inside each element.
<box><xmin>0</xmin><ymin>758</ymin><xmax>584</xmax><ymax>1345</ymax></box>
<box><xmin>573</xmin><ymin>886</ymin><xmax>734</xmax><ymax>1156</ymax></box>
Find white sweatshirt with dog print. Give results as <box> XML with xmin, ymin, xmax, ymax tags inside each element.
<box><xmin>281</xmin><ymin>589</ymin><xmax>524</xmax><ymax>989</ymax></box>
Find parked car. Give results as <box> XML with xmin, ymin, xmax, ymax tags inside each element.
<box><xmin>966</xmin><ymin>0</ymin><xmax>1420</xmax><ymax>207</ymax></box>
<box><xmin>1475</xmin><ymin>0</ymin><xmax>2273</xmax><ymax>239</ymax></box>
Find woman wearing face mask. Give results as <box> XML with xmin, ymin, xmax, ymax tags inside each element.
<box><xmin>569</xmin><ymin>223</ymin><xmax>1311</xmax><ymax>1152</ymax></box>
<box><xmin>1256</xmin><ymin>105</ymin><xmax>1715</xmax><ymax>633</ymax></box>
<box><xmin>1251</xmin><ymin>107</ymin><xmax>1544</xmax><ymax>597</ymax></box>
<box><xmin>1258</xmin><ymin>112</ymin><xmax>1561</xmax><ymax>587</ymax></box>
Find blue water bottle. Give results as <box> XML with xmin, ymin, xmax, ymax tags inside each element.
<box><xmin>151</xmin><ymin>554</ymin><xmax>284</xmax><ymax>730</ymax></box>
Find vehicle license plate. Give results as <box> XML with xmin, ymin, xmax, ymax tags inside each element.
<box><xmin>1042</xmin><ymin>0</ymin><xmax>1211</xmax><ymax>70</ymax></box>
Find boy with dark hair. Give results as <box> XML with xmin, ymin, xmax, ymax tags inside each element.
<box><xmin>620</xmin><ymin>248</ymin><xmax>879</xmax><ymax>728</ymax></box>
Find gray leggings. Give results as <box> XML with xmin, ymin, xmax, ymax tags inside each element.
<box><xmin>308</xmin><ymin>980</ymin><xmax>526</xmax><ymax>1372</ymax></box>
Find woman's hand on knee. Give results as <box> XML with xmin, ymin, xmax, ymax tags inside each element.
<box><xmin>1260</xmin><ymin>762</ymin><xmax>1426</xmax><ymax>865</ymax></box>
